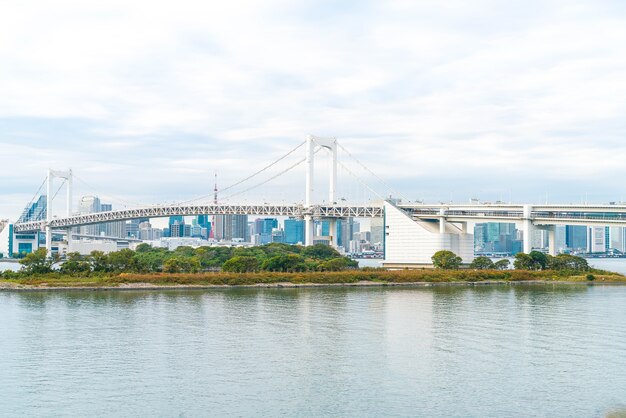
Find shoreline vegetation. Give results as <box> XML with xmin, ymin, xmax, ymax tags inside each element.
<box><xmin>2</xmin><ymin>244</ymin><xmax>624</xmax><ymax>290</ymax></box>
<box><xmin>2</xmin><ymin>269</ymin><xmax>625</xmax><ymax>291</ymax></box>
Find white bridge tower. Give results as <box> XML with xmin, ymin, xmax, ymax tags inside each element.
<box><xmin>304</xmin><ymin>135</ymin><xmax>338</xmax><ymax>246</ymax></box>
<box><xmin>45</xmin><ymin>169</ymin><xmax>73</xmax><ymax>253</ymax></box>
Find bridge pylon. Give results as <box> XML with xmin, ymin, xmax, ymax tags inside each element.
<box><xmin>45</xmin><ymin>169</ymin><xmax>73</xmax><ymax>253</ymax></box>
<box><xmin>304</xmin><ymin>135</ymin><xmax>338</xmax><ymax>246</ymax></box>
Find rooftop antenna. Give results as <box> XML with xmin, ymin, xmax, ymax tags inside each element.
<box><xmin>213</xmin><ymin>172</ymin><xmax>218</xmax><ymax>204</ymax></box>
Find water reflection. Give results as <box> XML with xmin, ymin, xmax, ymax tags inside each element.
<box><xmin>1</xmin><ymin>286</ymin><xmax>625</xmax><ymax>417</ymax></box>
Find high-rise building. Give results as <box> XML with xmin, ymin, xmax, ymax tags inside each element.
<box><xmin>79</xmin><ymin>196</ymin><xmax>101</xmax><ymax>236</ymax></box>
<box><xmin>565</xmin><ymin>225</ymin><xmax>587</xmax><ymax>251</ymax></box>
<box><xmin>370</xmin><ymin>217</ymin><xmax>384</xmax><ymax>250</ymax></box>
<box><xmin>284</xmin><ymin>218</ymin><xmax>305</xmax><ymax>244</ymax></box>
<box><xmin>213</xmin><ymin>214</ymin><xmax>249</xmax><ymax>242</ymax></box>
<box><xmin>214</xmin><ymin>215</ymin><xmax>232</xmax><ymax>241</ymax></box>
<box><xmin>232</xmin><ymin>215</ymin><xmax>249</xmax><ymax>242</ymax></box>
<box><xmin>254</xmin><ymin>218</ymin><xmax>278</xmax><ymax>244</ymax></box>
<box><xmin>196</xmin><ymin>215</ymin><xmax>211</xmax><ymax>239</ymax></box>
<box><xmin>17</xmin><ymin>196</ymin><xmax>47</xmax><ymax>223</ymax></box>
<box><xmin>588</xmin><ymin>226</ymin><xmax>606</xmax><ymax>253</ymax></box>
<box><xmin>609</xmin><ymin>227</ymin><xmax>626</xmax><ymax>252</ymax></box>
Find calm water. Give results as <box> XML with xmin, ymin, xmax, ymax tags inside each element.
<box><xmin>1</xmin><ymin>286</ymin><xmax>626</xmax><ymax>417</ymax></box>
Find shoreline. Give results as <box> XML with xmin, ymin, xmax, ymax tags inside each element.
<box><xmin>2</xmin><ymin>279</ymin><xmax>626</xmax><ymax>292</ymax></box>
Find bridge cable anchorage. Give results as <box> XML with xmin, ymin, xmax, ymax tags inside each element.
<box><xmin>337</xmin><ymin>142</ymin><xmax>409</xmax><ymax>202</ymax></box>
<box><xmin>174</xmin><ymin>139</ymin><xmax>307</xmax><ymax>205</ymax></box>
<box><xmin>336</xmin><ymin>159</ymin><xmax>386</xmax><ymax>201</ymax></box>
<box><xmin>73</xmin><ymin>174</ymin><xmax>144</xmax><ymax>208</ymax></box>
<box><xmin>17</xmin><ymin>176</ymin><xmax>48</xmax><ymax>222</ymax></box>
<box><xmin>220</xmin><ymin>155</ymin><xmax>309</xmax><ymax>202</ymax></box>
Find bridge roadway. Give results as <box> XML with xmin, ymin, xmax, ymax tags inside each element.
<box><xmin>13</xmin><ymin>204</ymin><xmax>385</xmax><ymax>232</ymax></box>
<box><xmin>14</xmin><ymin>202</ymin><xmax>626</xmax><ymax>234</ymax></box>
<box><xmin>398</xmin><ymin>203</ymin><xmax>626</xmax><ymax>227</ymax></box>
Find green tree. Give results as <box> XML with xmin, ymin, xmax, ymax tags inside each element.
<box><xmin>135</xmin><ymin>243</ymin><xmax>153</xmax><ymax>253</ymax></box>
<box><xmin>134</xmin><ymin>250</ymin><xmax>166</xmax><ymax>272</ymax></box>
<box><xmin>494</xmin><ymin>259</ymin><xmax>511</xmax><ymax>270</ymax></box>
<box><xmin>302</xmin><ymin>244</ymin><xmax>341</xmax><ymax>260</ymax></box>
<box><xmin>107</xmin><ymin>249</ymin><xmax>137</xmax><ymax>272</ymax></box>
<box><xmin>431</xmin><ymin>250</ymin><xmax>462</xmax><ymax>269</ymax></box>
<box><xmin>319</xmin><ymin>257</ymin><xmax>358</xmax><ymax>271</ymax></box>
<box><xmin>529</xmin><ymin>251</ymin><xmax>548</xmax><ymax>270</ymax></box>
<box><xmin>19</xmin><ymin>248</ymin><xmax>59</xmax><ymax>274</ymax></box>
<box><xmin>469</xmin><ymin>256</ymin><xmax>495</xmax><ymax>270</ymax></box>
<box><xmin>222</xmin><ymin>256</ymin><xmax>260</xmax><ymax>273</ymax></box>
<box><xmin>89</xmin><ymin>250</ymin><xmax>109</xmax><ymax>272</ymax></box>
<box><xmin>163</xmin><ymin>257</ymin><xmax>200</xmax><ymax>273</ymax></box>
<box><xmin>513</xmin><ymin>253</ymin><xmax>539</xmax><ymax>270</ymax></box>
<box><xmin>60</xmin><ymin>252</ymin><xmax>91</xmax><ymax>274</ymax></box>
<box><xmin>261</xmin><ymin>254</ymin><xmax>306</xmax><ymax>272</ymax></box>
<box><xmin>547</xmin><ymin>254</ymin><xmax>589</xmax><ymax>271</ymax></box>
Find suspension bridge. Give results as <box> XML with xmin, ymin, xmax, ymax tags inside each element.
<box><xmin>7</xmin><ymin>135</ymin><xmax>626</xmax><ymax>267</ymax></box>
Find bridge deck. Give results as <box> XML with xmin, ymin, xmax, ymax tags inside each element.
<box><xmin>13</xmin><ymin>204</ymin><xmax>384</xmax><ymax>232</ymax></box>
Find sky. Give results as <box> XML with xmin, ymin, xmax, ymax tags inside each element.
<box><xmin>1</xmin><ymin>0</ymin><xmax>626</xmax><ymax>220</ymax></box>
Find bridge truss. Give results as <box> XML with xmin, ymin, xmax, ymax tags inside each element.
<box><xmin>14</xmin><ymin>204</ymin><xmax>384</xmax><ymax>233</ymax></box>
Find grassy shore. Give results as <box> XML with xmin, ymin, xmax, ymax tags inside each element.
<box><xmin>1</xmin><ymin>269</ymin><xmax>625</xmax><ymax>289</ymax></box>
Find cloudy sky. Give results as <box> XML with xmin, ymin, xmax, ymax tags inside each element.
<box><xmin>1</xmin><ymin>0</ymin><xmax>626</xmax><ymax>219</ymax></box>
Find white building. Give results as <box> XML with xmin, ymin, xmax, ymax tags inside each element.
<box><xmin>382</xmin><ymin>202</ymin><xmax>474</xmax><ymax>268</ymax></box>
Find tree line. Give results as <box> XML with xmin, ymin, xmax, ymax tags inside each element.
<box><xmin>1</xmin><ymin>243</ymin><xmax>359</xmax><ymax>278</ymax></box>
<box><xmin>431</xmin><ymin>250</ymin><xmax>590</xmax><ymax>272</ymax></box>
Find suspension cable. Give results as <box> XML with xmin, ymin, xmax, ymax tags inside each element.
<box><xmin>25</xmin><ymin>177</ymin><xmax>47</xmax><ymax>206</ymax></box>
<box><xmin>337</xmin><ymin>142</ymin><xmax>409</xmax><ymax>201</ymax></box>
<box><xmin>175</xmin><ymin>140</ymin><xmax>306</xmax><ymax>205</ymax></box>
<box><xmin>337</xmin><ymin>160</ymin><xmax>386</xmax><ymax>201</ymax></box>
<box><xmin>73</xmin><ymin>175</ymin><xmax>144</xmax><ymax>207</ymax></box>
<box><xmin>50</xmin><ymin>179</ymin><xmax>66</xmax><ymax>202</ymax></box>
<box><xmin>221</xmin><ymin>157</ymin><xmax>307</xmax><ymax>202</ymax></box>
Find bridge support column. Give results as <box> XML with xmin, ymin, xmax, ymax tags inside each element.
<box><xmin>548</xmin><ymin>226</ymin><xmax>557</xmax><ymax>256</ymax></box>
<box><xmin>439</xmin><ymin>208</ymin><xmax>447</xmax><ymax>234</ymax></box>
<box><xmin>66</xmin><ymin>227</ymin><xmax>72</xmax><ymax>254</ymax></box>
<box><xmin>45</xmin><ymin>225</ymin><xmax>52</xmax><ymax>254</ymax></box>
<box><xmin>522</xmin><ymin>205</ymin><xmax>534</xmax><ymax>254</ymax></box>
<box><xmin>304</xmin><ymin>215</ymin><xmax>314</xmax><ymax>246</ymax></box>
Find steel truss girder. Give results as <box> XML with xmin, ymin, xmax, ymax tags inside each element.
<box><xmin>13</xmin><ymin>204</ymin><xmax>384</xmax><ymax>232</ymax></box>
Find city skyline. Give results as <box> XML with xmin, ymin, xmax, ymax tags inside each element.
<box><xmin>2</xmin><ymin>0</ymin><xmax>626</xmax><ymax>219</ymax></box>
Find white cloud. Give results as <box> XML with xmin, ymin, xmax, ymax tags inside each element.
<box><xmin>1</xmin><ymin>0</ymin><xmax>626</xmax><ymax>218</ymax></box>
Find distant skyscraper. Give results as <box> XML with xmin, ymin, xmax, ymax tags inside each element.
<box><xmin>254</xmin><ymin>218</ymin><xmax>278</xmax><ymax>244</ymax></box>
<box><xmin>232</xmin><ymin>215</ymin><xmax>249</xmax><ymax>242</ymax></box>
<box><xmin>284</xmin><ymin>218</ymin><xmax>305</xmax><ymax>244</ymax></box>
<box><xmin>79</xmin><ymin>196</ymin><xmax>101</xmax><ymax>236</ymax></box>
<box><xmin>565</xmin><ymin>225</ymin><xmax>587</xmax><ymax>251</ymax></box>
<box><xmin>588</xmin><ymin>226</ymin><xmax>606</xmax><ymax>253</ymax></box>
<box><xmin>370</xmin><ymin>217</ymin><xmax>384</xmax><ymax>250</ymax></box>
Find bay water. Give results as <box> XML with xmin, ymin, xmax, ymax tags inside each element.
<box><xmin>1</xmin><ymin>285</ymin><xmax>625</xmax><ymax>417</ymax></box>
